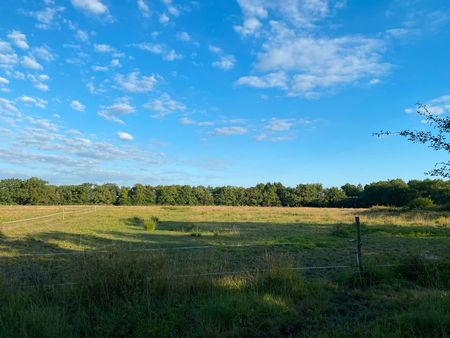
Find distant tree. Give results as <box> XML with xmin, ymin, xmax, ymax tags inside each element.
<box><xmin>192</xmin><ymin>186</ymin><xmax>214</xmax><ymax>205</ymax></box>
<box><xmin>376</xmin><ymin>104</ymin><xmax>450</xmax><ymax>177</ymax></box>
<box><xmin>18</xmin><ymin>177</ymin><xmax>51</xmax><ymax>205</ymax></box>
<box><xmin>361</xmin><ymin>179</ymin><xmax>410</xmax><ymax>207</ymax></box>
<box><xmin>129</xmin><ymin>184</ymin><xmax>156</xmax><ymax>205</ymax></box>
<box><xmin>156</xmin><ymin>186</ymin><xmax>178</xmax><ymax>205</ymax></box>
<box><xmin>0</xmin><ymin>179</ymin><xmax>22</xmax><ymax>204</ymax></box>
<box><xmin>117</xmin><ymin>187</ymin><xmax>130</xmax><ymax>205</ymax></box>
<box><xmin>325</xmin><ymin>187</ymin><xmax>346</xmax><ymax>207</ymax></box>
<box><xmin>341</xmin><ymin>183</ymin><xmax>363</xmax><ymax>197</ymax></box>
<box><xmin>89</xmin><ymin>184</ymin><xmax>119</xmax><ymax>204</ymax></box>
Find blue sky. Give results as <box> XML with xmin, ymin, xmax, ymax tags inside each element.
<box><xmin>0</xmin><ymin>0</ymin><xmax>449</xmax><ymax>187</ymax></box>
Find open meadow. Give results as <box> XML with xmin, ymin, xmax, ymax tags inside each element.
<box><xmin>0</xmin><ymin>205</ymin><xmax>449</xmax><ymax>337</ymax></box>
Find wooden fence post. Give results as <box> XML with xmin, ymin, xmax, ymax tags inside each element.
<box><xmin>355</xmin><ymin>216</ymin><xmax>363</xmax><ymax>274</ymax></box>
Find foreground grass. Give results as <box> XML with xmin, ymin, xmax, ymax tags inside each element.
<box><xmin>0</xmin><ymin>253</ymin><xmax>449</xmax><ymax>337</ymax></box>
<box><xmin>0</xmin><ymin>206</ymin><xmax>449</xmax><ymax>336</ymax></box>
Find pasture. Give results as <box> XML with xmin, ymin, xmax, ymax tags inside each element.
<box><xmin>0</xmin><ymin>206</ymin><xmax>449</xmax><ymax>337</ymax></box>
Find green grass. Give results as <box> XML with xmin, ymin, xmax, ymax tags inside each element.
<box><xmin>0</xmin><ymin>205</ymin><xmax>449</xmax><ymax>337</ymax></box>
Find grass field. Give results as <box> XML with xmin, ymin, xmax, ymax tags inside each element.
<box><xmin>0</xmin><ymin>206</ymin><xmax>449</xmax><ymax>337</ymax></box>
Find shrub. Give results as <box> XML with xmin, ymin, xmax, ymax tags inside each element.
<box><xmin>408</xmin><ymin>197</ymin><xmax>434</xmax><ymax>209</ymax></box>
<box><xmin>144</xmin><ymin>216</ymin><xmax>159</xmax><ymax>231</ymax></box>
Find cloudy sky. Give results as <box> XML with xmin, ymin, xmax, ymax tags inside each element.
<box><xmin>0</xmin><ymin>0</ymin><xmax>449</xmax><ymax>187</ymax></box>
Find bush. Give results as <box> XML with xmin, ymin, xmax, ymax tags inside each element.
<box><xmin>408</xmin><ymin>197</ymin><xmax>434</xmax><ymax>209</ymax></box>
<box><xmin>144</xmin><ymin>216</ymin><xmax>159</xmax><ymax>231</ymax></box>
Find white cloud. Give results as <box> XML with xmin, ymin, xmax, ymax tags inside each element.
<box><xmin>117</xmin><ymin>131</ymin><xmax>134</xmax><ymax>141</ymax></box>
<box><xmin>208</xmin><ymin>45</ymin><xmax>222</xmax><ymax>54</ymax></box>
<box><xmin>209</xmin><ymin>45</ymin><xmax>236</xmax><ymax>71</ymax></box>
<box><xmin>94</xmin><ymin>43</ymin><xmax>115</xmax><ymax>53</ymax></box>
<box><xmin>234</xmin><ymin>2</ymin><xmax>389</xmax><ymax>96</ymax></box>
<box><xmin>0</xmin><ymin>77</ymin><xmax>9</xmax><ymax>85</ymax></box>
<box><xmin>111</xmin><ymin>59</ymin><xmax>121</xmax><ymax>67</ymax></box>
<box><xmin>22</xmin><ymin>55</ymin><xmax>43</xmax><ymax>70</ymax></box>
<box><xmin>31</xmin><ymin>6</ymin><xmax>64</xmax><ymax>30</ymax></box>
<box><xmin>92</xmin><ymin>65</ymin><xmax>109</xmax><ymax>72</ymax></box>
<box><xmin>71</xmin><ymin>0</ymin><xmax>108</xmax><ymax>15</ymax></box>
<box><xmin>115</xmin><ymin>71</ymin><xmax>158</xmax><ymax>93</ymax></box>
<box><xmin>405</xmin><ymin>95</ymin><xmax>450</xmax><ymax>116</ymax></box>
<box><xmin>234</xmin><ymin>0</ymin><xmax>339</xmax><ymax>36</ymax></box>
<box><xmin>133</xmin><ymin>43</ymin><xmax>182</xmax><ymax>62</ymax></box>
<box><xmin>212</xmin><ymin>55</ymin><xmax>236</xmax><ymax>70</ymax></box>
<box><xmin>179</xmin><ymin>117</ymin><xmax>194</xmax><ymax>125</ymax></box>
<box><xmin>159</xmin><ymin>13</ymin><xmax>170</xmax><ymax>24</ymax></box>
<box><xmin>144</xmin><ymin>93</ymin><xmax>186</xmax><ymax>118</ymax></box>
<box><xmin>7</xmin><ymin>30</ymin><xmax>29</xmax><ymax>50</ymax></box>
<box><xmin>267</xmin><ymin>118</ymin><xmax>294</xmax><ymax>131</ymax></box>
<box><xmin>177</xmin><ymin>32</ymin><xmax>191</xmax><ymax>41</ymax></box>
<box><xmin>70</xmin><ymin>100</ymin><xmax>85</xmax><ymax>112</ymax></box>
<box><xmin>178</xmin><ymin>117</ymin><xmax>215</xmax><ymax>126</ymax></box>
<box><xmin>75</xmin><ymin>29</ymin><xmax>90</xmax><ymax>43</ymax></box>
<box><xmin>33</xmin><ymin>46</ymin><xmax>55</xmax><ymax>62</ymax></box>
<box><xmin>98</xmin><ymin>99</ymin><xmax>135</xmax><ymax>124</ymax></box>
<box><xmin>236</xmin><ymin>72</ymin><xmax>287</xmax><ymax>89</ymax></box>
<box><xmin>0</xmin><ymin>41</ymin><xmax>18</xmax><ymax>68</ymax></box>
<box><xmin>162</xmin><ymin>0</ymin><xmax>180</xmax><ymax>16</ymax></box>
<box><xmin>18</xmin><ymin>95</ymin><xmax>48</xmax><ymax>109</ymax></box>
<box><xmin>137</xmin><ymin>0</ymin><xmax>151</xmax><ymax>17</ymax></box>
<box><xmin>211</xmin><ymin>126</ymin><xmax>247</xmax><ymax>136</ymax></box>
<box><xmin>163</xmin><ymin>49</ymin><xmax>183</xmax><ymax>61</ymax></box>
<box><xmin>27</xmin><ymin>73</ymin><xmax>50</xmax><ymax>91</ymax></box>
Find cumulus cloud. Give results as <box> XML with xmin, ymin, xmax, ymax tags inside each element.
<box><xmin>98</xmin><ymin>99</ymin><xmax>135</xmax><ymax>124</ymax></box>
<box><xmin>70</xmin><ymin>100</ymin><xmax>85</xmax><ymax>112</ymax></box>
<box><xmin>22</xmin><ymin>55</ymin><xmax>43</xmax><ymax>70</ymax></box>
<box><xmin>177</xmin><ymin>32</ymin><xmax>191</xmax><ymax>41</ymax></box>
<box><xmin>94</xmin><ymin>43</ymin><xmax>115</xmax><ymax>53</ymax></box>
<box><xmin>144</xmin><ymin>93</ymin><xmax>186</xmax><ymax>118</ymax></box>
<box><xmin>267</xmin><ymin>118</ymin><xmax>295</xmax><ymax>131</ymax></box>
<box><xmin>33</xmin><ymin>46</ymin><xmax>55</xmax><ymax>62</ymax></box>
<box><xmin>7</xmin><ymin>30</ymin><xmax>29</xmax><ymax>50</ymax></box>
<box><xmin>210</xmin><ymin>126</ymin><xmax>247</xmax><ymax>136</ymax></box>
<box><xmin>0</xmin><ymin>41</ymin><xmax>18</xmax><ymax>69</ymax></box>
<box><xmin>117</xmin><ymin>131</ymin><xmax>134</xmax><ymax>141</ymax></box>
<box><xmin>115</xmin><ymin>71</ymin><xmax>158</xmax><ymax>93</ymax></box>
<box><xmin>30</xmin><ymin>6</ymin><xmax>64</xmax><ymax>30</ymax></box>
<box><xmin>209</xmin><ymin>45</ymin><xmax>236</xmax><ymax>71</ymax></box>
<box><xmin>234</xmin><ymin>0</ymin><xmax>341</xmax><ymax>36</ymax></box>
<box><xmin>212</xmin><ymin>55</ymin><xmax>236</xmax><ymax>71</ymax></box>
<box><xmin>71</xmin><ymin>0</ymin><xmax>109</xmax><ymax>15</ymax></box>
<box><xmin>236</xmin><ymin>72</ymin><xmax>287</xmax><ymax>89</ymax></box>
<box><xmin>133</xmin><ymin>43</ymin><xmax>183</xmax><ymax>61</ymax></box>
<box><xmin>234</xmin><ymin>1</ymin><xmax>390</xmax><ymax>97</ymax></box>
<box><xmin>159</xmin><ymin>13</ymin><xmax>170</xmax><ymax>24</ymax></box>
<box><xmin>75</xmin><ymin>29</ymin><xmax>90</xmax><ymax>43</ymax></box>
<box><xmin>27</xmin><ymin>74</ymin><xmax>50</xmax><ymax>91</ymax></box>
<box><xmin>162</xmin><ymin>0</ymin><xmax>180</xmax><ymax>16</ymax></box>
<box><xmin>18</xmin><ymin>95</ymin><xmax>48</xmax><ymax>109</ymax></box>
<box><xmin>405</xmin><ymin>95</ymin><xmax>450</xmax><ymax>116</ymax></box>
<box><xmin>178</xmin><ymin>117</ymin><xmax>215</xmax><ymax>127</ymax></box>
<box><xmin>137</xmin><ymin>0</ymin><xmax>151</xmax><ymax>17</ymax></box>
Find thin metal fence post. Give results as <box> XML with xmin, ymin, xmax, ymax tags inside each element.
<box><xmin>355</xmin><ymin>216</ymin><xmax>363</xmax><ymax>274</ymax></box>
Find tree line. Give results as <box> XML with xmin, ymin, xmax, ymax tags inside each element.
<box><xmin>1</xmin><ymin>177</ymin><xmax>449</xmax><ymax>209</ymax></box>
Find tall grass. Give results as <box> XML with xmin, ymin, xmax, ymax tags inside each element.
<box><xmin>0</xmin><ymin>253</ymin><xmax>449</xmax><ymax>337</ymax></box>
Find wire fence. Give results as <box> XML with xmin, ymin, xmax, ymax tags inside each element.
<box><xmin>1</xmin><ymin>212</ymin><xmax>448</xmax><ymax>290</ymax></box>
<box><xmin>0</xmin><ymin>206</ymin><xmax>96</xmax><ymax>230</ymax></box>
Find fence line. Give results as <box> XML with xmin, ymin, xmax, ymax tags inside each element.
<box><xmin>1</xmin><ymin>212</ymin><xmax>62</xmax><ymax>225</ymax></box>
<box><xmin>0</xmin><ymin>241</ymin><xmax>357</xmax><ymax>259</ymax></box>
<box><xmin>1</xmin><ymin>207</ymin><xmax>96</xmax><ymax>230</ymax></box>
